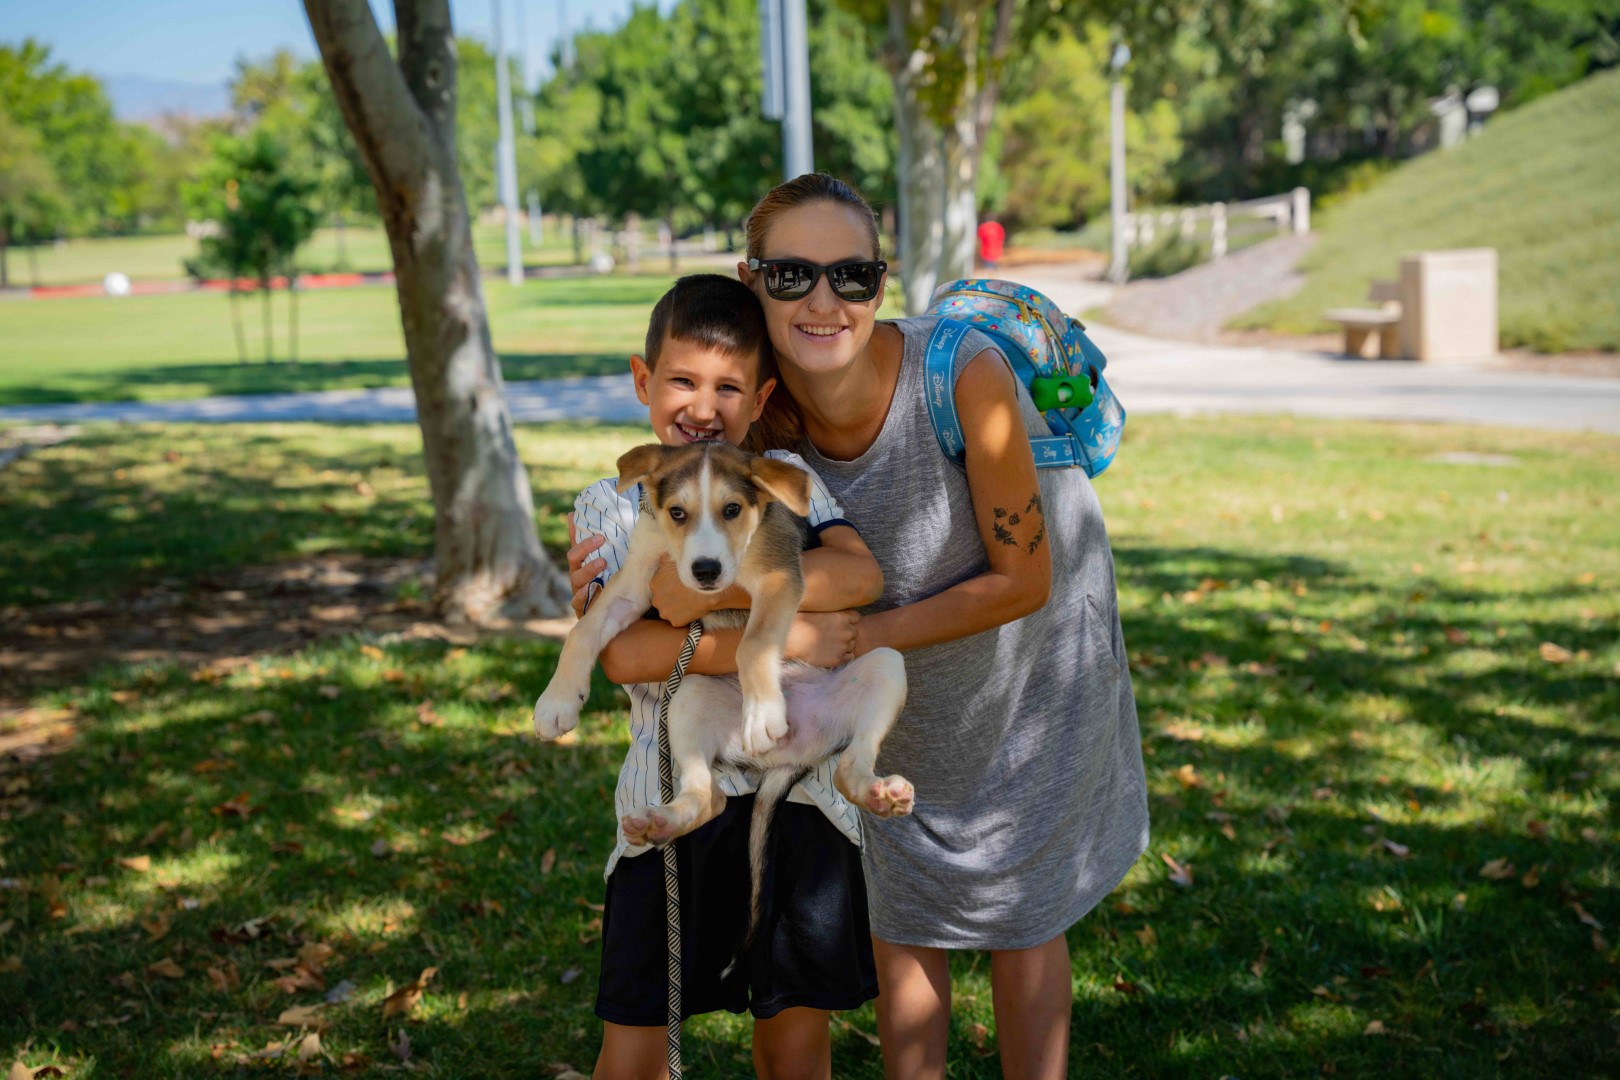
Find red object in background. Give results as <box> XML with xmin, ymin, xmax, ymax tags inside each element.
<box><xmin>977</xmin><ymin>219</ymin><xmax>1006</xmax><ymax>266</ymax></box>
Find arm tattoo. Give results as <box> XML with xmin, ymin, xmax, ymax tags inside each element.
<box><xmin>992</xmin><ymin>491</ymin><xmax>1047</xmax><ymax>553</ymax></box>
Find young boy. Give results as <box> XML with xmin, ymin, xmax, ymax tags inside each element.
<box><xmin>566</xmin><ymin>274</ymin><xmax>883</xmax><ymax>1080</ymax></box>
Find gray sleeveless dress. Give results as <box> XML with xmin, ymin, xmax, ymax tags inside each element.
<box><xmin>797</xmin><ymin>316</ymin><xmax>1149</xmax><ymax>949</ymax></box>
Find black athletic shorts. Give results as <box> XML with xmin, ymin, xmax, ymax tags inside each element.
<box><xmin>595</xmin><ymin>794</ymin><xmax>879</xmax><ymax>1024</ymax></box>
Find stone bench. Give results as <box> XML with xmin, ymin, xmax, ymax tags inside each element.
<box><xmin>1323</xmin><ymin>281</ymin><xmax>1402</xmax><ymax>359</ymax></box>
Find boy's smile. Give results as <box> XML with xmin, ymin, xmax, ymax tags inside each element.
<box><xmin>631</xmin><ymin>338</ymin><xmax>776</xmax><ymax>449</ymax></box>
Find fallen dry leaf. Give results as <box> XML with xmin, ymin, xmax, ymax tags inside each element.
<box><xmin>318</xmin><ymin>685</ymin><xmax>343</xmax><ymax>699</ymax></box>
<box><xmin>147</xmin><ymin>957</ymin><xmax>184</xmax><ymax>979</ymax></box>
<box><xmin>298</xmin><ymin>942</ymin><xmax>335</xmax><ymax>973</ymax></box>
<box><xmin>1520</xmin><ymin>865</ymin><xmax>1540</xmax><ymax>889</ymax></box>
<box><xmin>966</xmin><ymin>1020</ymin><xmax>991</xmax><ymax>1053</ymax></box>
<box><xmin>297</xmin><ymin>1031</ymin><xmax>323</xmax><ymax>1063</ymax></box>
<box><xmin>388</xmin><ymin>1028</ymin><xmax>411</xmax><ymax>1063</ymax></box>
<box><xmin>1112</xmin><ymin>978</ymin><xmax>1141</xmax><ymax>995</ymax></box>
<box><xmin>381</xmin><ymin>967</ymin><xmax>438</xmax><ymax>1020</ymax></box>
<box><xmin>1479</xmin><ymin>858</ymin><xmax>1517</xmax><ymax>880</ymax></box>
<box><xmin>118</xmin><ymin>855</ymin><xmax>151</xmax><ymax>873</ymax></box>
<box><xmin>1538</xmin><ymin>642</ymin><xmax>1573</xmax><ymax>664</ymax></box>
<box><xmin>278</xmin><ymin>1004</ymin><xmax>328</xmax><ymax>1030</ymax></box>
<box><xmin>1381</xmin><ymin>839</ymin><xmax>1411</xmax><ymax>858</ymax></box>
<box><xmin>140</xmin><ymin>912</ymin><xmax>172</xmax><ymax>942</ymax></box>
<box><xmin>1173</xmin><ymin>764</ymin><xmax>1202</xmax><ymax>790</ymax></box>
<box><xmin>1249</xmin><ymin>943</ymin><xmax>1270</xmax><ymax>978</ymax></box>
<box><xmin>1135</xmin><ymin>925</ymin><xmax>1157</xmax><ymax>948</ymax></box>
<box><xmin>210</xmin><ymin>792</ymin><xmax>255</xmax><ymax>819</ymax></box>
<box><xmin>207</xmin><ymin>964</ymin><xmax>240</xmax><ymax>992</ymax></box>
<box><xmin>1364</xmin><ymin>1020</ymin><xmax>1386</xmax><ymax>1036</ymax></box>
<box><xmin>1573</xmin><ymin>903</ymin><xmax>1603</xmax><ymax>930</ymax></box>
<box><xmin>540</xmin><ymin>848</ymin><xmax>557</xmax><ymax>874</ymax></box>
<box><xmin>416</xmin><ymin>701</ymin><xmax>442</xmax><ymax>727</ymax></box>
<box><xmin>1161</xmin><ymin>852</ymin><xmax>1194</xmax><ymax>888</ymax></box>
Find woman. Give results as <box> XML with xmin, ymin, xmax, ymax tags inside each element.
<box><xmin>572</xmin><ymin>174</ymin><xmax>1147</xmax><ymax>1078</ymax></box>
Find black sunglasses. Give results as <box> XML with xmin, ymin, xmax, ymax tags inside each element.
<box><xmin>747</xmin><ymin>257</ymin><xmax>888</xmax><ymax>302</ymax></box>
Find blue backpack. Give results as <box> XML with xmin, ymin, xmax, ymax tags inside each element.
<box><xmin>922</xmin><ymin>278</ymin><xmax>1125</xmax><ymax>478</ymax></box>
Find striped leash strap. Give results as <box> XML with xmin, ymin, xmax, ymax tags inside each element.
<box><xmin>655</xmin><ymin>619</ymin><xmax>704</xmax><ymax>1079</ymax></box>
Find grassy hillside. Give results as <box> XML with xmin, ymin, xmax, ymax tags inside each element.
<box><xmin>1238</xmin><ymin>69</ymin><xmax>1620</xmax><ymax>353</ymax></box>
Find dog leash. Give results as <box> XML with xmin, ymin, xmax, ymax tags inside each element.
<box><xmin>655</xmin><ymin>618</ymin><xmax>704</xmax><ymax>1079</ymax></box>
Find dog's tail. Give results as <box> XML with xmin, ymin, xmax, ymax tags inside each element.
<box><xmin>721</xmin><ymin>765</ymin><xmax>805</xmax><ymax>979</ymax></box>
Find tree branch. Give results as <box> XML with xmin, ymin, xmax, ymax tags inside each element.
<box><xmin>303</xmin><ymin>0</ymin><xmax>436</xmax><ymax>195</ymax></box>
<box><xmin>394</xmin><ymin>0</ymin><xmax>458</xmax><ymax>148</ymax></box>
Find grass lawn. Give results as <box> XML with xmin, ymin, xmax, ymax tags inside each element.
<box><xmin>0</xmin><ymin>270</ymin><xmax>907</xmax><ymax>408</ymax></box>
<box><xmin>1</xmin><ymin>415</ymin><xmax>1618</xmax><ymax>1076</ymax></box>
<box><xmin>6</xmin><ymin>222</ymin><xmax>582</xmax><ymax>289</ymax></box>
<box><xmin>0</xmin><ymin>276</ymin><xmax>668</xmax><ymax>407</ymax></box>
<box><xmin>1236</xmin><ymin>68</ymin><xmax>1620</xmax><ymax>353</ymax></box>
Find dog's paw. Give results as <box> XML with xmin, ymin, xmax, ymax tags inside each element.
<box><xmin>532</xmin><ymin>687</ymin><xmax>582</xmax><ymax>741</ymax></box>
<box><xmin>622</xmin><ymin>805</ymin><xmax>693</xmax><ymax>847</ymax></box>
<box><xmin>863</xmin><ymin>775</ymin><xmax>914</xmax><ymax>818</ymax></box>
<box><xmin>621</xmin><ymin>807</ymin><xmax>660</xmax><ymax>847</ymax></box>
<box><xmin>742</xmin><ymin>693</ymin><xmax>788</xmax><ymax>756</ymax></box>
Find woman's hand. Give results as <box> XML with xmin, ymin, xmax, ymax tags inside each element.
<box><xmin>785</xmin><ymin>610</ymin><xmax>859</xmax><ymax>668</ymax></box>
<box><xmin>565</xmin><ymin>513</ymin><xmax>608</xmax><ymax>617</ymax></box>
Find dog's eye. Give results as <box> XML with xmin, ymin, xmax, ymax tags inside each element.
<box><xmin>723</xmin><ymin>503</ymin><xmax>742</xmax><ymax>520</ymax></box>
<box><xmin>668</xmin><ymin>506</ymin><xmax>687</xmax><ymax>523</ymax></box>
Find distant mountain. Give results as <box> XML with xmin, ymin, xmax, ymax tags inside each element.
<box><xmin>104</xmin><ymin>74</ymin><xmax>230</xmax><ymax>121</ymax></box>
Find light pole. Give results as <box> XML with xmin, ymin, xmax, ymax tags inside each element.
<box><xmin>492</xmin><ymin>0</ymin><xmax>523</xmax><ymax>286</ymax></box>
<box><xmin>1107</xmin><ymin>42</ymin><xmax>1131</xmax><ymax>285</ymax></box>
<box><xmin>760</xmin><ymin>0</ymin><xmax>813</xmax><ymax>180</ymax></box>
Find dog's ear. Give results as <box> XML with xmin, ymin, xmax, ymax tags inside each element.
<box><xmin>749</xmin><ymin>457</ymin><xmax>812</xmax><ymax>517</ymax></box>
<box><xmin>615</xmin><ymin>444</ymin><xmax>669</xmax><ymax>493</ymax></box>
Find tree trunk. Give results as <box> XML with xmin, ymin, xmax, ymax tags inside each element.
<box><xmin>229</xmin><ymin>281</ymin><xmax>248</xmax><ymax>364</ymax></box>
<box><xmin>884</xmin><ymin>0</ymin><xmax>1014</xmax><ymax>314</ymax></box>
<box><xmin>0</xmin><ymin>227</ymin><xmax>9</xmax><ymax>290</ymax></box>
<box><xmin>305</xmin><ymin>0</ymin><xmax>570</xmax><ymax>623</ymax></box>
<box><xmin>289</xmin><ymin>272</ymin><xmax>300</xmax><ymax>363</ymax></box>
<box><xmin>261</xmin><ymin>279</ymin><xmax>275</xmax><ymax>363</ymax></box>
<box><xmin>571</xmin><ymin>214</ymin><xmax>583</xmax><ymax>265</ymax></box>
<box><xmin>334</xmin><ymin>211</ymin><xmax>349</xmax><ymax>268</ymax></box>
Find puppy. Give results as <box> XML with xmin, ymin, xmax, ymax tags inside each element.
<box><xmin>533</xmin><ymin>442</ymin><xmax>913</xmax><ymax>939</ymax></box>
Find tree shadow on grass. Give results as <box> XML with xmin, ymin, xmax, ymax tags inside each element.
<box><xmin>0</xmin><ymin>533</ymin><xmax>1615</xmax><ymax>1075</ymax></box>
<box><xmin>0</xmin><ymin>353</ymin><xmax>629</xmax><ymax>408</ymax></box>
<box><xmin>0</xmin><ymin>423</ymin><xmax>634</xmax><ymax>609</ymax></box>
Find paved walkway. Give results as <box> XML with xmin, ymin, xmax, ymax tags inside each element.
<box><xmin>2</xmin><ymin>263</ymin><xmax>1617</xmax><ymax>434</ymax></box>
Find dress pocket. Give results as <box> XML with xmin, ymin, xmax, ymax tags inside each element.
<box><xmin>1084</xmin><ymin>594</ymin><xmax>1125</xmax><ymax>680</ymax></box>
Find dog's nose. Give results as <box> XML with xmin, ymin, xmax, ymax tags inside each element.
<box><xmin>691</xmin><ymin>558</ymin><xmax>722</xmax><ymax>588</ymax></box>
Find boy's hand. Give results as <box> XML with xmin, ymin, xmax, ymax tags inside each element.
<box><xmin>565</xmin><ymin>512</ymin><xmax>608</xmax><ymax>617</ymax></box>
<box><xmin>648</xmin><ymin>556</ymin><xmax>719</xmax><ymax>626</ymax></box>
<box><xmin>785</xmin><ymin>611</ymin><xmax>859</xmax><ymax>668</ymax></box>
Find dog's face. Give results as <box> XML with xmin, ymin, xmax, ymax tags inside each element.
<box><xmin>616</xmin><ymin>443</ymin><xmax>811</xmax><ymax>593</ymax></box>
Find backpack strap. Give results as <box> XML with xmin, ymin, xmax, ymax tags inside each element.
<box><xmin>923</xmin><ymin>318</ymin><xmax>1087</xmax><ymax>470</ymax></box>
<box><xmin>923</xmin><ymin>318</ymin><xmax>971</xmax><ymax>464</ymax></box>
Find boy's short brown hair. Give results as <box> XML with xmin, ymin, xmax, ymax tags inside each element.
<box><xmin>644</xmin><ymin>274</ymin><xmax>773</xmax><ymax>384</ymax></box>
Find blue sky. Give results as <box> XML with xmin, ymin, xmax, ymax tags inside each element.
<box><xmin>0</xmin><ymin>0</ymin><xmax>673</xmax><ymax>89</ymax></box>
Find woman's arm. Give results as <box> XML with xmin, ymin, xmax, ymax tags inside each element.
<box><xmin>599</xmin><ymin>610</ymin><xmax>858</xmax><ymax>684</ymax></box>
<box><xmin>644</xmin><ymin>523</ymin><xmax>882</xmax><ymax>625</ymax></box>
<box><xmin>853</xmin><ymin>348</ymin><xmax>1052</xmax><ymax>656</ymax></box>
